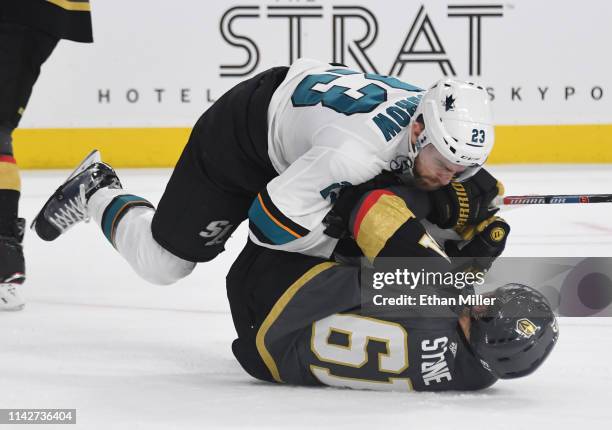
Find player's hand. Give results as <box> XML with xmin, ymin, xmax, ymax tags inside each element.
<box><xmin>427</xmin><ymin>168</ymin><xmax>504</xmax><ymax>230</ymax></box>
<box><xmin>445</xmin><ymin>216</ymin><xmax>510</xmax><ymax>273</ymax></box>
<box><xmin>323</xmin><ymin>170</ymin><xmax>403</xmax><ymax>239</ymax></box>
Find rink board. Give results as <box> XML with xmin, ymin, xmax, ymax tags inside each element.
<box><xmin>10</xmin><ymin>0</ymin><xmax>612</xmax><ymax>168</ymax></box>
<box><xmin>13</xmin><ymin>123</ymin><xmax>612</xmax><ymax>168</ymax></box>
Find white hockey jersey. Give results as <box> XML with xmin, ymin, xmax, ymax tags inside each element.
<box><xmin>248</xmin><ymin>58</ymin><xmax>424</xmax><ymax>258</ymax></box>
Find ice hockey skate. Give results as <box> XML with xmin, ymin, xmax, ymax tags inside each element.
<box><xmin>31</xmin><ymin>150</ymin><xmax>122</xmax><ymax>241</ymax></box>
<box><xmin>0</xmin><ymin>218</ymin><xmax>26</xmax><ymax>311</ymax></box>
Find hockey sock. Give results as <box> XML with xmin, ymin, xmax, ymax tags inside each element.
<box><xmin>87</xmin><ymin>187</ymin><xmax>195</xmax><ymax>285</ymax></box>
<box><xmin>0</xmin><ymin>129</ymin><xmax>20</xmax><ymax>237</ymax></box>
<box><xmin>87</xmin><ymin>187</ymin><xmax>154</xmax><ymax>248</ymax></box>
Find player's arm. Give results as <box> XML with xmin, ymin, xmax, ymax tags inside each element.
<box><xmin>344</xmin><ymin>184</ymin><xmax>510</xmax><ymax>276</ymax></box>
<box><xmin>248</xmin><ymin>136</ymin><xmax>384</xmax><ymax>256</ymax></box>
<box><xmin>444</xmin><ymin>215</ymin><xmax>511</xmax><ymax>273</ymax></box>
<box><xmin>427</xmin><ymin>168</ymin><xmax>504</xmax><ymax>232</ymax></box>
<box><xmin>427</xmin><ymin>168</ymin><xmax>510</xmax><ymax>271</ymax></box>
<box><xmin>343</xmin><ymin>186</ymin><xmax>451</xmax><ymax>262</ymax></box>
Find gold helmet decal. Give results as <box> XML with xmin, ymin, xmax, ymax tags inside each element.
<box><xmin>516</xmin><ymin>318</ymin><xmax>539</xmax><ymax>338</ymax></box>
<box><xmin>490</xmin><ymin>226</ymin><xmax>506</xmax><ymax>242</ymax></box>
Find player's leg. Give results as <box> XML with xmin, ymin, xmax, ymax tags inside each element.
<box><xmin>32</xmin><ymin>151</ymin><xmax>196</xmax><ymax>285</ymax></box>
<box><xmin>32</xmin><ymin>67</ymin><xmax>287</xmax><ymax>285</ymax></box>
<box><xmin>88</xmin><ymin>186</ymin><xmax>198</xmax><ymax>285</ymax></box>
<box><xmin>0</xmin><ymin>21</ymin><xmax>58</xmax><ymax>310</ymax></box>
<box><xmin>149</xmin><ymin>128</ymin><xmax>260</xmax><ymax>264</ymax></box>
<box><xmin>228</xmin><ymin>239</ymin><xmax>363</xmax><ymax>383</ymax></box>
<box><xmin>84</xmin><ymin>146</ymin><xmax>257</xmax><ymax>283</ymax></box>
<box><xmin>150</xmin><ymin>66</ymin><xmax>288</xmax><ymax>263</ymax></box>
<box><xmin>31</xmin><ymin>114</ymin><xmax>261</xmax><ymax>285</ymax></box>
<box><xmin>0</xmin><ymin>126</ymin><xmax>24</xmax><ymax>307</ymax></box>
<box><xmin>227</xmin><ymin>239</ymin><xmax>334</xmax><ymax>381</ymax></box>
<box><xmin>30</xmin><ymin>79</ymin><xmax>277</xmax><ymax>284</ymax></box>
<box><xmin>88</xmin><ymin>72</ymin><xmax>287</xmax><ymax>275</ymax></box>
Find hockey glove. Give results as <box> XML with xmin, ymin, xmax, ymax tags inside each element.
<box><xmin>427</xmin><ymin>168</ymin><xmax>504</xmax><ymax>231</ymax></box>
<box><xmin>445</xmin><ymin>216</ymin><xmax>510</xmax><ymax>273</ymax></box>
<box><xmin>323</xmin><ymin>170</ymin><xmax>403</xmax><ymax>239</ymax></box>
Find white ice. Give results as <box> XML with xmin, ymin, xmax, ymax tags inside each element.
<box><xmin>1</xmin><ymin>164</ymin><xmax>611</xmax><ymax>429</ymax></box>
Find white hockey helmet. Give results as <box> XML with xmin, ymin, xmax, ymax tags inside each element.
<box><xmin>408</xmin><ymin>78</ymin><xmax>494</xmax><ymax>182</ymax></box>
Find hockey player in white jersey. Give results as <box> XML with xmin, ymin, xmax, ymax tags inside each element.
<box><xmin>31</xmin><ymin>58</ymin><xmax>501</xmax><ymax>285</ymax></box>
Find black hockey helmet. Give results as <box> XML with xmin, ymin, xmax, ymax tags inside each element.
<box><xmin>468</xmin><ymin>283</ymin><xmax>559</xmax><ymax>379</ymax></box>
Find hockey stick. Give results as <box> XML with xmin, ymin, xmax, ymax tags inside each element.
<box><xmin>494</xmin><ymin>193</ymin><xmax>612</xmax><ymax>206</ymax></box>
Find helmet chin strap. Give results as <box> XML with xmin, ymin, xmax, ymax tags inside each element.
<box><xmin>406</xmin><ymin>122</ymin><xmax>431</xmax><ymax>179</ymax></box>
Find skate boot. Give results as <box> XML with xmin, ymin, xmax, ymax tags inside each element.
<box><xmin>0</xmin><ymin>218</ymin><xmax>25</xmax><ymax>311</ymax></box>
<box><xmin>31</xmin><ymin>150</ymin><xmax>122</xmax><ymax>241</ymax></box>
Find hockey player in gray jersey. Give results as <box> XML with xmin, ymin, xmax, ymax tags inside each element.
<box><xmin>227</xmin><ymin>181</ymin><xmax>558</xmax><ymax>391</ymax></box>
<box><xmin>31</xmin><ymin>58</ymin><xmax>501</xmax><ymax>286</ymax></box>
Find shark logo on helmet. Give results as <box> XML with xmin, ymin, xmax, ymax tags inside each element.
<box><xmin>444</xmin><ymin>94</ymin><xmax>456</xmax><ymax>112</ymax></box>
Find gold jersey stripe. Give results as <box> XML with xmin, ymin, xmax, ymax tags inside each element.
<box><xmin>356</xmin><ymin>194</ymin><xmax>415</xmax><ymax>260</ymax></box>
<box><xmin>46</xmin><ymin>0</ymin><xmax>91</xmax><ymax>12</ymax></box>
<box><xmin>256</xmin><ymin>261</ymin><xmax>338</xmax><ymax>383</ymax></box>
<box><xmin>0</xmin><ymin>161</ymin><xmax>21</xmax><ymax>191</ymax></box>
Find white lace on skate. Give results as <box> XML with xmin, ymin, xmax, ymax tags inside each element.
<box><xmin>48</xmin><ymin>184</ymin><xmax>91</xmax><ymax>233</ymax></box>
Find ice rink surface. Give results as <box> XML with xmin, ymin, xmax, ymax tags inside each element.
<box><xmin>2</xmin><ymin>164</ymin><xmax>611</xmax><ymax>429</ymax></box>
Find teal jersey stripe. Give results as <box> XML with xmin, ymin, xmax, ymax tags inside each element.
<box><xmin>248</xmin><ymin>196</ymin><xmax>298</xmax><ymax>245</ymax></box>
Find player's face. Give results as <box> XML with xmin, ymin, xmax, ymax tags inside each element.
<box><xmin>461</xmin><ymin>298</ymin><xmax>497</xmax><ymax>340</ymax></box>
<box><xmin>458</xmin><ymin>312</ymin><xmax>471</xmax><ymax>340</ymax></box>
<box><xmin>413</xmin><ymin>143</ymin><xmax>467</xmax><ymax>191</ymax></box>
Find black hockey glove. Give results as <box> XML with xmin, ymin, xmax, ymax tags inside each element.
<box><xmin>323</xmin><ymin>170</ymin><xmax>403</xmax><ymax>239</ymax></box>
<box><xmin>427</xmin><ymin>168</ymin><xmax>503</xmax><ymax>230</ymax></box>
<box><xmin>445</xmin><ymin>216</ymin><xmax>510</xmax><ymax>273</ymax></box>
